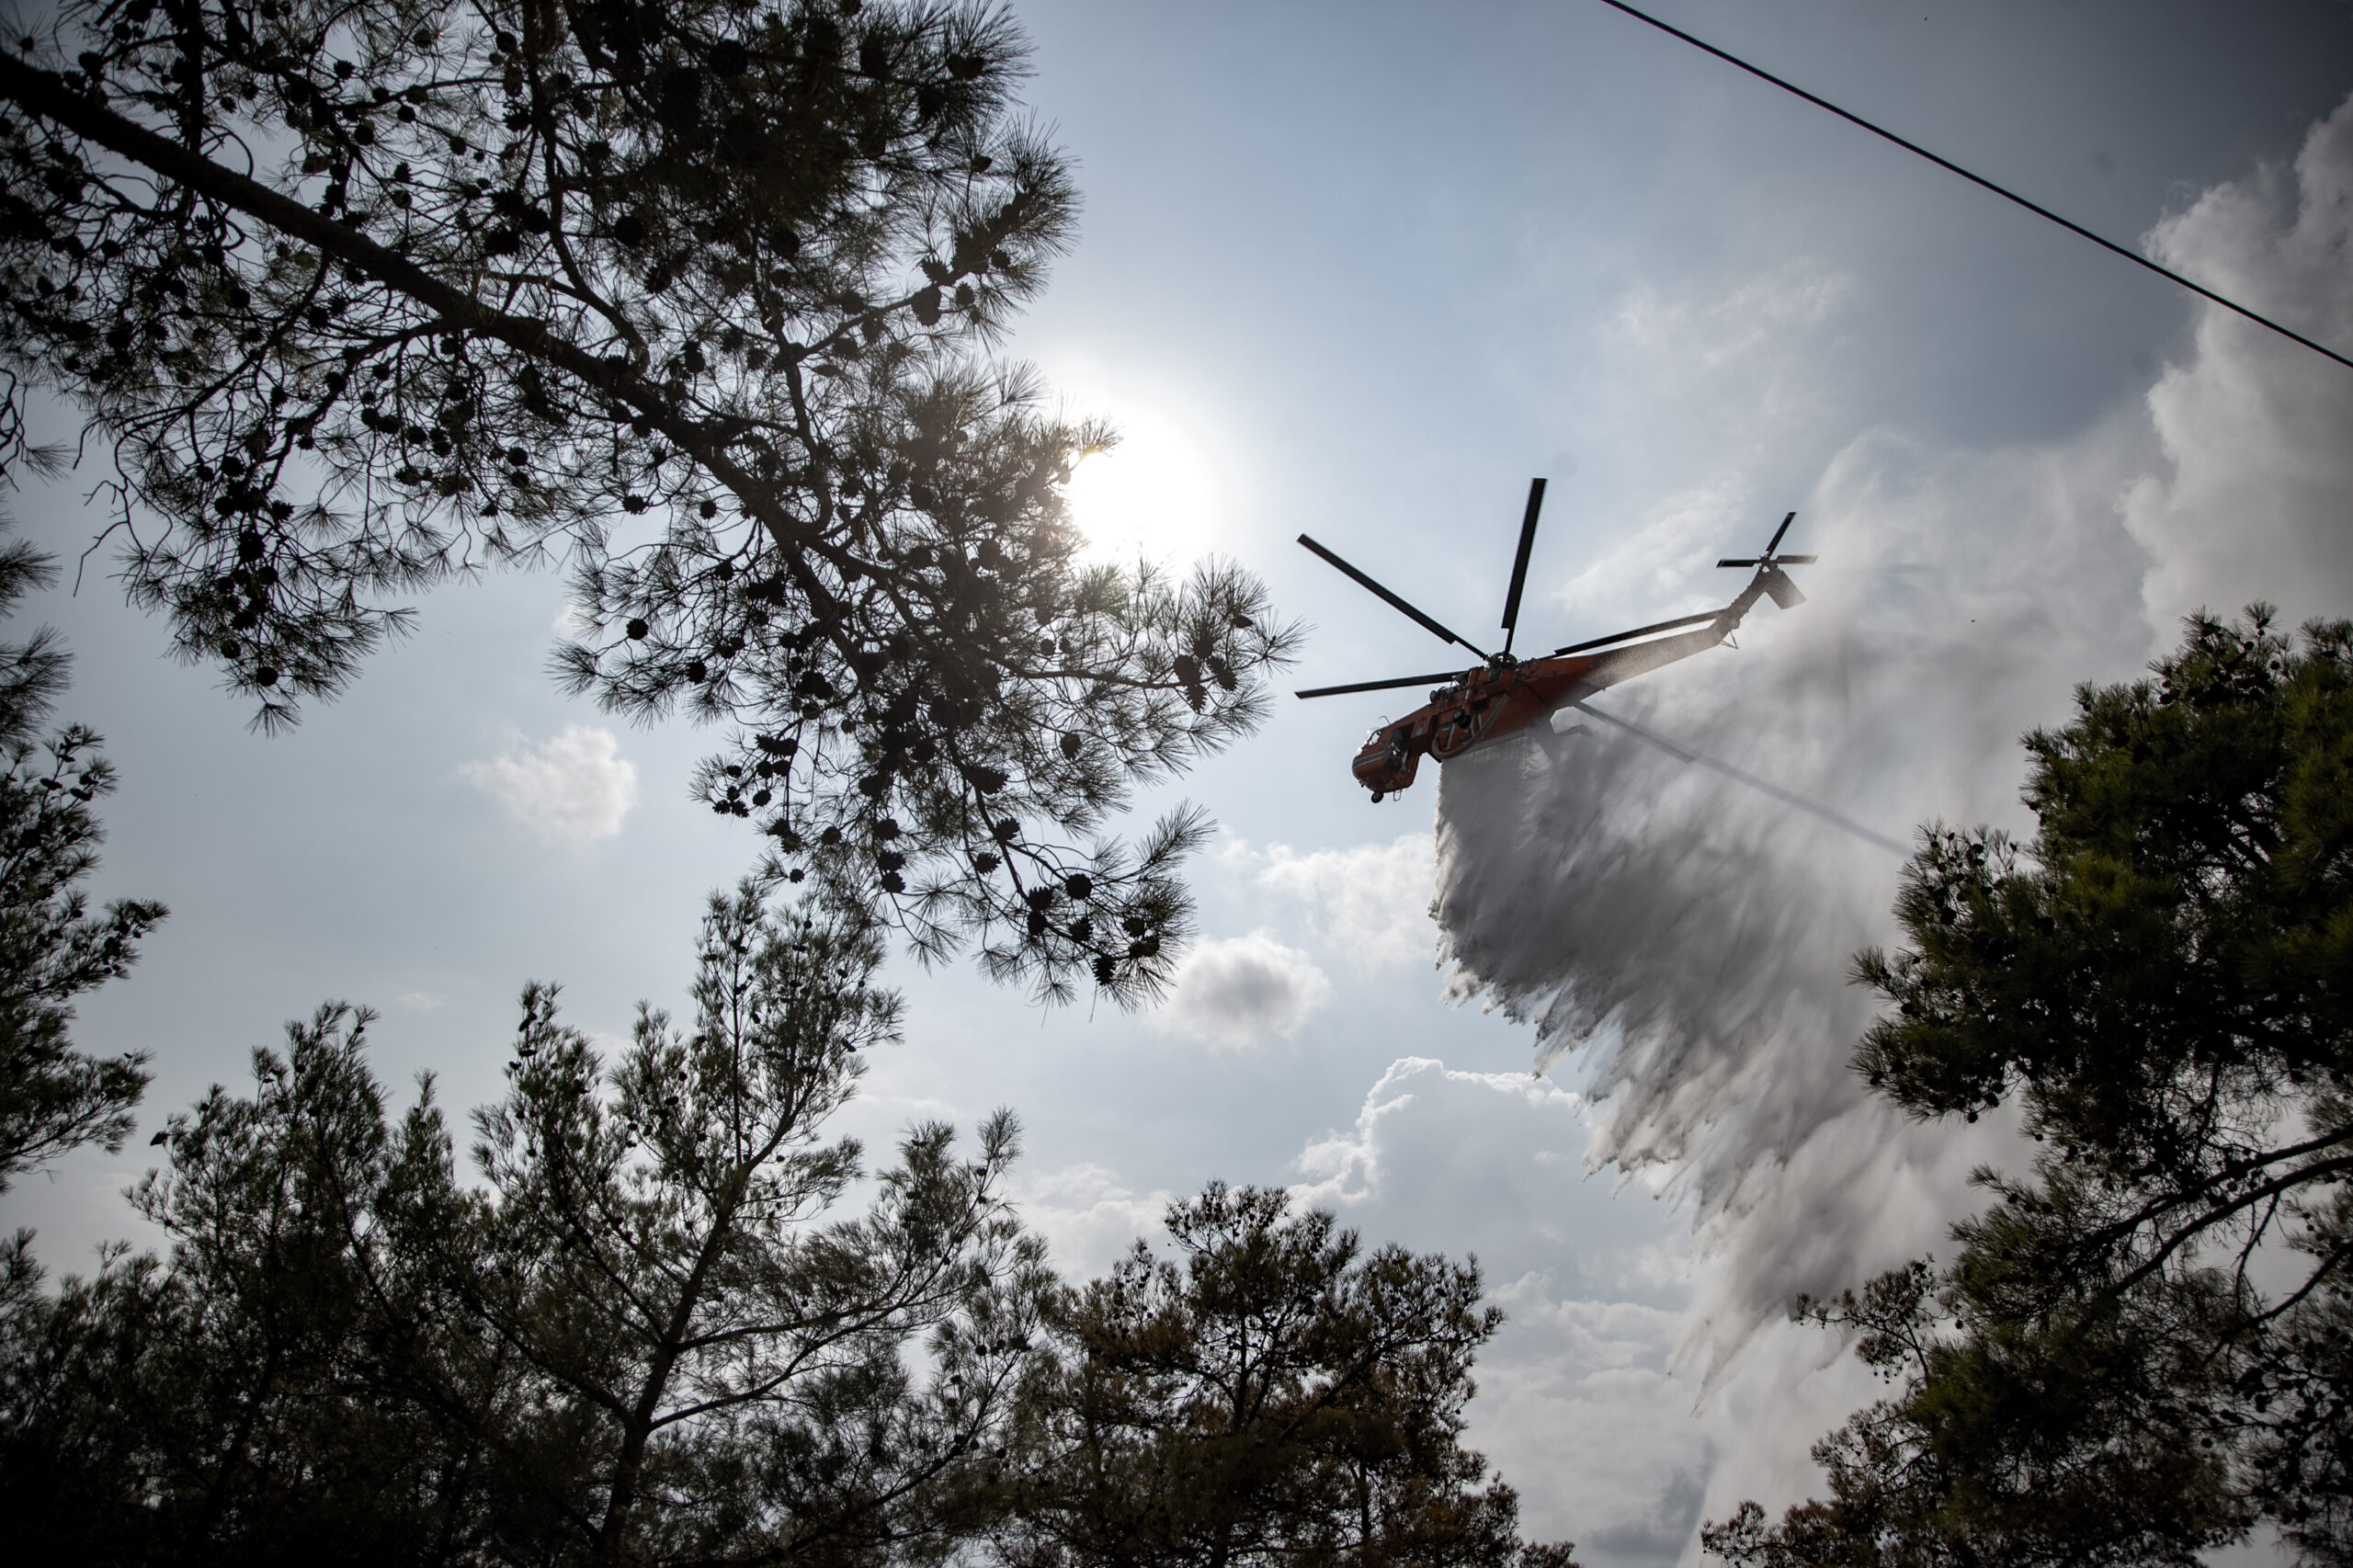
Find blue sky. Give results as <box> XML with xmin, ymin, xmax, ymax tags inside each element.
<box><xmin>8</xmin><ymin>4</ymin><xmax>2353</xmax><ymax>1563</ymax></box>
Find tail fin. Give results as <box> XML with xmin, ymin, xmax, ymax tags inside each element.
<box><xmin>1760</xmin><ymin>567</ymin><xmax>1806</xmax><ymax>609</ymax></box>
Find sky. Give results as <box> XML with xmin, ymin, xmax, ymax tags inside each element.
<box><xmin>8</xmin><ymin>3</ymin><xmax>2353</xmax><ymax>1563</ymax></box>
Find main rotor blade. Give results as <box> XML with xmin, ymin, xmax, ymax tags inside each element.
<box><xmin>1295</xmin><ymin>671</ymin><xmax>1464</xmax><ymax>700</ymax></box>
<box><xmin>1499</xmin><ymin>477</ymin><xmax>1547</xmax><ymax>653</ymax></box>
<box><xmin>1550</xmin><ymin>610</ymin><xmax>1722</xmax><ymax>657</ymax></box>
<box><xmin>1717</xmin><ymin>553</ymin><xmax>1819</xmax><ymax>568</ymax></box>
<box><xmin>1765</xmin><ymin>511</ymin><xmax>1796</xmax><ymax>554</ymax></box>
<box><xmin>1297</xmin><ymin>535</ymin><xmax>1491</xmax><ymax>660</ymax></box>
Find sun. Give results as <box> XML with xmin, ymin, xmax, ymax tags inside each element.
<box><xmin>1058</xmin><ymin>402</ymin><xmax>1224</xmax><ymax>564</ymax></box>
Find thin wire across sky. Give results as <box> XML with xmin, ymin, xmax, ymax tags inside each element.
<box><xmin>1596</xmin><ymin>0</ymin><xmax>2353</xmax><ymax>374</ymax></box>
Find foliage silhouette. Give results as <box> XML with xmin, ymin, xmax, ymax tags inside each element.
<box><xmin>0</xmin><ymin>502</ymin><xmax>164</xmax><ymax>1187</ymax></box>
<box><xmin>0</xmin><ymin>882</ymin><xmax>1046</xmax><ymax>1567</ymax></box>
<box><xmin>0</xmin><ymin>0</ymin><xmax>1298</xmax><ymax>1001</ymax></box>
<box><xmin>999</xmin><ymin>1180</ymin><xmax>1579</xmax><ymax>1568</ymax></box>
<box><xmin>0</xmin><ymin>898</ymin><xmax>1586</xmax><ymax>1567</ymax></box>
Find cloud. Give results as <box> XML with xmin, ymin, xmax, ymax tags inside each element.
<box><xmin>460</xmin><ymin>724</ymin><xmax>639</xmax><ymax>848</ymax></box>
<box><xmin>1221</xmin><ymin>832</ymin><xmax>1439</xmax><ymax>971</ymax></box>
<box><xmin>2127</xmin><ymin>91</ymin><xmax>2353</xmax><ymax>633</ymax></box>
<box><xmin>1291</xmin><ymin>1054</ymin><xmax>1582</xmax><ymax>1208</ymax></box>
<box><xmin>1152</xmin><ymin>930</ymin><xmax>1331</xmax><ymax>1049</ymax></box>
<box><xmin>1477</xmin><ymin>1275</ymin><xmax>1707</xmax><ymax>1568</ymax></box>
<box><xmin>1278</xmin><ymin>1055</ymin><xmax>1722</xmax><ymax>1564</ymax></box>
<box><xmin>1548</xmin><ymin>476</ymin><xmax>1757</xmax><ymax>629</ymax></box>
<box><xmin>1011</xmin><ymin>1162</ymin><xmax>1176</xmax><ymax>1278</ymax></box>
<box><xmin>1610</xmin><ymin>261</ymin><xmax>1854</xmax><ymax>379</ymax></box>
<box><xmin>1016</xmin><ymin>1061</ymin><xmax>1712</xmax><ymax>1567</ymax></box>
<box><xmin>1576</xmin><ymin>1466</ymin><xmax>1710</xmax><ymax>1567</ymax></box>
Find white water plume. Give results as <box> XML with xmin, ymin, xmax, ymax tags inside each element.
<box><xmin>1430</xmin><ymin>92</ymin><xmax>2353</xmax><ymax>1372</ymax></box>
<box><xmin>1436</xmin><ymin>430</ymin><xmax>2148</xmax><ymax>1365</ymax></box>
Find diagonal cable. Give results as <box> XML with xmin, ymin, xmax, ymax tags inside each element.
<box><xmin>1593</xmin><ymin>0</ymin><xmax>2353</xmax><ymax>373</ymax></box>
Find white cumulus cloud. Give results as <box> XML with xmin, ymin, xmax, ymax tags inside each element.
<box><xmin>1292</xmin><ymin>1054</ymin><xmax>1583</xmax><ymax>1208</ymax></box>
<box><xmin>1011</xmin><ymin>1163</ymin><xmax>1176</xmax><ymax>1278</ymax></box>
<box><xmin>1277</xmin><ymin>1053</ymin><xmax>1703</xmax><ymax>1559</ymax></box>
<box><xmin>2128</xmin><ymin>91</ymin><xmax>2353</xmax><ymax>632</ymax></box>
<box><xmin>460</xmin><ymin>724</ymin><xmax>640</xmax><ymax>849</ymax></box>
<box><xmin>1222</xmin><ymin>832</ymin><xmax>1439</xmax><ymax>971</ymax></box>
<box><xmin>1478</xmin><ymin>1273</ymin><xmax>1710</xmax><ymax>1567</ymax></box>
<box><xmin>1151</xmin><ymin>930</ymin><xmax>1332</xmax><ymax>1049</ymax></box>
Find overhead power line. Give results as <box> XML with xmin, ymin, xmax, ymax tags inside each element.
<box><xmin>1593</xmin><ymin>0</ymin><xmax>2353</xmax><ymax>374</ymax></box>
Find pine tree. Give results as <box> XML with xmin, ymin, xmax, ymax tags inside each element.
<box><xmin>0</xmin><ymin>1004</ymin><xmax>496</xmax><ymax>1567</ymax></box>
<box><xmin>467</xmin><ymin>883</ymin><xmax>1050</xmax><ymax>1565</ymax></box>
<box><xmin>0</xmin><ymin>0</ymin><xmax>1299</xmax><ymax>1000</ymax></box>
<box><xmin>1001</xmin><ymin>1181</ymin><xmax>1578</xmax><ymax>1568</ymax></box>
<box><xmin>0</xmin><ymin>502</ymin><xmax>164</xmax><ymax>1186</ymax></box>
<box><xmin>0</xmin><ymin>881</ymin><xmax>1050</xmax><ymax>1566</ymax></box>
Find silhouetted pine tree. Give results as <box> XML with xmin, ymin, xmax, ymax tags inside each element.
<box><xmin>0</xmin><ymin>498</ymin><xmax>164</xmax><ymax>1185</ymax></box>
<box><xmin>0</xmin><ymin>881</ymin><xmax>1048</xmax><ymax>1567</ymax></box>
<box><xmin>0</xmin><ymin>0</ymin><xmax>1298</xmax><ymax>1001</ymax></box>
<box><xmin>999</xmin><ymin>1181</ymin><xmax>1580</xmax><ymax>1568</ymax></box>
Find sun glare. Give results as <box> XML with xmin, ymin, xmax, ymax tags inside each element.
<box><xmin>1059</xmin><ymin>404</ymin><xmax>1223</xmax><ymax>564</ymax></box>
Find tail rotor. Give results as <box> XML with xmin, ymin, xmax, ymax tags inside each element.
<box><xmin>1718</xmin><ymin>511</ymin><xmax>1816</xmax><ymax>607</ymax></box>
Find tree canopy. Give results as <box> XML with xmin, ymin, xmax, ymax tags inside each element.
<box><xmin>0</xmin><ymin>890</ymin><xmax>1585</xmax><ymax>1568</ymax></box>
<box><xmin>1000</xmin><ymin>1181</ymin><xmax>1578</xmax><ymax>1568</ymax></box>
<box><xmin>0</xmin><ymin>0</ymin><xmax>1299</xmax><ymax>1002</ymax></box>
<box><xmin>0</xmin><ymin>506</ymin><xmax>163</xmax><ymax>1187</ymax></box>
<box><xmin>2</xmin><ymin>883</ymin><xmax>1047</xmax><ymax>1567</ymax></box>
<box><xmin>1707</xmin><ymin>608</ymin><xmax>2353</xmax><ymax>1567</ymax></box>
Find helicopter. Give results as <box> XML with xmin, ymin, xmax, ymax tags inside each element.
<box><xmin>1295</xmin><ymin>479</ymin><xmax>1813</xmax><ymax>801</ymax></box>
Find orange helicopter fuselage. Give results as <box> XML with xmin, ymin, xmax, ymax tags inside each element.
<box><xmin>1346</xmin><ymin>605</ymin><xmax>1756</xmax><ymax>798</ymax></box>
<box><xmin>1350</xmin><ymin>653</ymin><xmax>1604</xmax><ymax>796</ymax></box>
<box><xmin>1313</xmin><ymin>512</ymin><xmax>1808</xmax><ymax>801</ymax></box>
